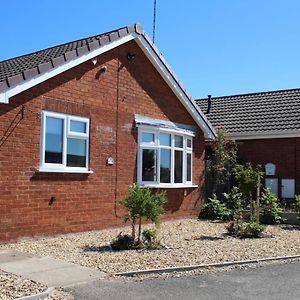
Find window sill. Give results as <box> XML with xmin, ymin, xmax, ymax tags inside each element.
<box><xmin>38</xmin><ymin>168</ymin><xmax>93</xmax><ymax>174</ymax></box>
<box><xmin>140</xmin><ymin>184</ymin><xmax>198</xmax><ymax>189</ymax></box>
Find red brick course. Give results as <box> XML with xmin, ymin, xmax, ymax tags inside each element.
<box><xmin>237</xmin><ymin>137</ymin><xmax>300</xmax><ymax>196</ymax></box>
<box><xmin>0</xmin><ymin>41</ymin><xmax>205</xmax><ymax>242</ymax></box>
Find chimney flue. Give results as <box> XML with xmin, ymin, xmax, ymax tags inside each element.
<box><xmin>206</xmin><ymin>95</ymin><xmax>212</xmax><ymax>114</ymax></box>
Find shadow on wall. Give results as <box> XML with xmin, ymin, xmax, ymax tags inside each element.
<box><xmin>30</xmin><ymin>171</ymin><xmax>90</xmax><ymax>182</ymax></box>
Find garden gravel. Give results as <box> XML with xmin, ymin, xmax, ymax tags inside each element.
<box><xmin>0</xmin><ymin>270</ymin><xmax>73</xmax><ymax>300</ymax></box>
<box><xmin>2</xmin><ymin>219</ymin><xmax>300</xmax><ymax>274</ymax></box>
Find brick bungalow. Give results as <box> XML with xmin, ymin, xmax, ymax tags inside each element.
<box><xmin>0</xmin><ymin>24</ymin><xmax>215</xmax><ymax>242</ymax></box>
<box><xmin>197</xmin><ymin>89</ymin><xmax>300</xmax><ymax>202</ymax></box>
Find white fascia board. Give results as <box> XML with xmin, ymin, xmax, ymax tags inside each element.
<box><xmin>0</xmin><ymin>93</ymin><xmax>8</xmax><ymax>104</ymax></box>
<box><xmin>0</xmin><ymin>34</ymin><xmax>137</xmax><ymax>104</ymax></box>
<box><xmin>135</xmin><ymin>36</ymin><xmax>216</xmax><ymax>140</ymax></box>
<box><xmin>233</xmin><ymin>132</ymin><xmax>300</xmax><ymax>140</ymax></box>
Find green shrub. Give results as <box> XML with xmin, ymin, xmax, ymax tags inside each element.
<box><xmin>295</xmin><ymin>195</ymin><xmax>300</xmax><ymax>212</ymax></box>
<box><xmin>226</xmin><ymin>221</ymin><xmax>265</xmax><ymax>238</ymax></box>
<box><xmin>142</xmin><ymin>228</ymin><xmax>162</xmax><ymax>250</ymax></box>
<box><xmin>201</xmin><ymin>194</ymin><xmax>230</xmax><ymax>220</ymax></box>
<box><xmin>142</xmin><ymin>228</ymin><xmax>157</xmax><ymax>244</ymax></box>
<box><xmin>119</xmin><ymin>184</ymin><xmax>166</xmax><ymax>244</ymax></box>
<box><xmin>223</xmin><ymin>186</ymin><xmax>243</xmax><ymax>219</ymax></box>
<box><xmin>111</xmin><ymin>234</ymin><xmax>134</xmax><ymax>251</ymax></box>
<box><xmin>233</xmin><ymin>163</ymin><xmax>264</xmax><ymax>222</ymax></box>
<box><xmin>261</xmin><ymin>189</ymin><xmax>283</xmax><ymax>224</ymax></box>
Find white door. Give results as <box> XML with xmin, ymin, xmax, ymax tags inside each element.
<box><xmin>265</xmin><ymin>178</ymin><xmax>278</xmax><ymax>196</ymax></box>
<box><xmin>281</xmin><ymin>179</ymin><xmax>295</xmax><ymax>199</ymax></box>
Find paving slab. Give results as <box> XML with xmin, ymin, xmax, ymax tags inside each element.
<box><xmin>0</xmin><ymin>249</ymin><xmax>106</xmax><ymax>288</ymax></box>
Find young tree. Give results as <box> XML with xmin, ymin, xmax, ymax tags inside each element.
<box><xmin>119</xmin><ymin>185</ymin><xmax>166</xmax><ymax>244</ymax></box>
<box><xmin>233</xmin><ymin>163</ymin><xmax>264</xmax><ymax>222</ymax></box>
<box><xmin>207</xmin><ymin>128</ymin><xmax>237</xmax><ymax>198</ymax></box>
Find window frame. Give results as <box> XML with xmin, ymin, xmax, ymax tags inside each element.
<box><xmin>137</xmin><ymin>125</ymin><xmax>195</xmax><ymax>188</ymax></box>
<box><xmin>40</xmin><ymin>111</ymin><xmax>91</xmax><ymax>173</ymax></box>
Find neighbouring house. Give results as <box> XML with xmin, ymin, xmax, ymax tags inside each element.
<box><xmin>197</xmin><ymin>89</ymin><xmax>300</xmax><ymax>202</ymax></box>
<box><xmin>0</xmin><ymin>24</ymin><xmax>215</xmax><ymax>242</ymax></box>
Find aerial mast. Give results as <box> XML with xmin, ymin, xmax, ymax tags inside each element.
<box><xmin>152</xmin><ymin>0</ymin><xmax>157</xmax><ymax>43</ymax></box>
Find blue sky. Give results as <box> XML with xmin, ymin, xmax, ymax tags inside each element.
<box><xmin>1</xmin><ymin>0</ymin><xmax>300</xmax><ymax>98</ymax></box>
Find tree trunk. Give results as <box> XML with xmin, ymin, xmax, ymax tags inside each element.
<box><xmin>131</xmin><ymin>219</ymin><xmax>136</xmax><ymax>241</ymax></box>
<box><xmin>256</xmin><ymin>174</ymin><xmax>261</xmax><ymax>223</ymax></box>
<box><xmin>137</xmin><ymin>216</ymin><xmax>142</xmax><ymax>243</ymax></box>
<box><xmin>249</xmin><ymin>192</ymin><xmax>254</xmax><ymax>221</ymax></box>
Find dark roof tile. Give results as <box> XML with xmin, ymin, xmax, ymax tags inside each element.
<box><xmin>64</xmin><ymin>50</ymin><xmax>77</xmax><ymax>62</ymax></box>
<box><xmin>0</xmin><ymin>80</ymin><xmax>8</xmax><ymax>92</ymax></box>
<box><xmin>0</xmin><ymin>25</ymin><xmax>134</xmax><ymax>84</ymax></box>
<box><xmin>38</xmin><ymin>61</ymin><xmax>53</xmax><ymax>73</ymax></box>
<box><xmin>197</xmin><ymin>88</ymin><xmax>300</xmax><ymax>135</ymax></box>
<box><xmin>23</xmin><ymin>67</ymin><xmax>39</xmax><ymax>80</ymax></box>
<box><xmin>51</xmin><ymin>55</ymin><xmax>65</xmax><ymax>68</ymax></box>
<box><xmin>76</xmin><ymin>45</ymin><xmax>89</xmax><ymax>56</ymax></box>
<box><xmin>7</xmin><ymin>74</ymin><xmax>24</xmax><ymax>88</ymax></box>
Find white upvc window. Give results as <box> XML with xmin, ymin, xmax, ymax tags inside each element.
<box><xmin>137</xmin><ymin>126</ymin><xmax>195</xmax><ymax>188</ymax></box>
<box><xmin>40</xmin><ymin>111</ymin><xmax>90</xmax><ymax>173</ymax></box>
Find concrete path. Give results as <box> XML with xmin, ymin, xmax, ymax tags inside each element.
<box><xmin>0</xmin><ymin>249</ymin><xmax>106</xmax><ymax>288</ymax></box>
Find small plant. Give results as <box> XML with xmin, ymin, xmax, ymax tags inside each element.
<box><xmin>295</xmin><ymin>195</ymin><xmax>300</xmax><ymax>212</ymax></box>
<box><xmin>142</xmin><ymin>228</ymin><xmax>157</xmax><ymax>244</ymax></box>
<box><xmin>142</xmin><ymin>228</ymin><xmax>162</xmax><ymax>249</ymax></box>
<box><xmin>238</xmin><ymin>221</ymin><xmax>265</xmax><ymax>238</ymax></box>
<box><xmin>110</xmin><ymin>234</ymin><xmax>134</xmax><ymax>251</ymax></box>
<box><xmin>201</xmin><ymin>194</ymin><xmax>230</xmax><ymax>220</ymax></box>
<box><xmin>119</xmin><ymin>184</ymin><xmax>166</xmax><ymax>245</ymax></box>
<box><xmin>226</xmin><ymin>221</ymin><xmax>265</xmax><ymax>238</ymax></box>
<box><xmin>223</xmin><ymin>186</ymin><xmax>243</xmax><ymax>220</ymax></box>
<box><xmin>261</xmin><ymin>188</ymin><xmax>283</xmax><ymax>224</ymax></box>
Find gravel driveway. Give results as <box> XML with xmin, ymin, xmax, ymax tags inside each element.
<box><xmin>2</xmin><ymin>219</ymin><xmax>300</xmax><ymax>274</ymax></box>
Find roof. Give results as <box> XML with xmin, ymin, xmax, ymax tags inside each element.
<box><xmin>0</xmin><ymin>27</ymin><xmax>127</xmax><ymax>83</ymax></box>
<box><xmin>196</xmin><ymin>88</ymin><xmax>300</xmax><ymax>139</ymax></box>
<box><xmin>0</xmin><ymin>25</ymin><xmax>138</xmax><ymax>91</ymax></box>
<box><xmin>0</xmin><ymin>24</ymin><xmax>215</xmax><ymax>139</ymax></box>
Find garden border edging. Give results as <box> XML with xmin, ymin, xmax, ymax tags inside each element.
<box><xmin>14</xmin><ymin>287</ymin><xmax>54</xmax><ymax>300</ymax></box>
<box><xmin>114</xmin><ymin>254</ymin><xmax>300</xmax><ymax>276</ymax></box>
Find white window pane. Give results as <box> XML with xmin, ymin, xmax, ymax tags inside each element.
<box><xmin>160</xmin><ymin>149</ymin><xmax>171</xmax><ymax>183</ymax></box>
<box><xmin>174</xmin><ymin>150</ymin><xmax>183</xmax><ymax>183</ymax></box>
<box><xmin>265</xmin><ymin>178</ymin><xmax>278</xmax><ymax>196</ymax></box>
<box><xmin>281</xmin><ymin>179</ymin><xmax>295</xmax><ymax>198</ymax></box>
<box><xmin>187</xmin><ymin>138</ymin><xmax>192</xmax><ymax>148</ymax></box>
<box><xmin>187</xmin><ymin>153</ymin><xmax>192</xmax><ymax>182</ymax></box>
<box><xmin>142</xmin><ymin>132</ymin><xmax>155</xmax><ymax>143</ymax></box>
<box><xmin>67</xmin><ymin>138</ymin><xmax>86</xmax><ymax>167</ymax></box>
<box><xmin>142</xmin><ymin>149</ymin><xmax>157</xmax><ymax>181</ymax></box>
<box><xmin>159</xmin><ymin>133</ymin><xmax>171</xmax><ymax>146</ymax></box>
<box><xmin>70</xmin><ymin>120</ymin><xmax>86</xmax><ymax>133</ymax></box>
<box><xmin>175</xmin><ymin>135</ymin><xmax>183</xmax><ymax>148</ymax></box>
<box><xmin>45</xmin><ymin>117</ymin><xmax>63</xmax><ymax>164</ymax></box>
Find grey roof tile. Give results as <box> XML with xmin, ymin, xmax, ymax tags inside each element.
<box><xmin>196</xmin><ymin>88</ymin><xmax>300</xmax><ymax>136</ymax></box>
<box><xmin>0</xmin><ymin>80</ymin><xmax>8</xmax><ymax>92</ymax></box>
<box><xmin>7</xmin><ymin>74</ymin><xmax>24</xmax><ymax>88</ymax></box>
<box><xmin>23</xmin><ymin>67</ymin><xmax>39</xmax><ymax>80</ymax></box>
<box><xmin>64</xmin><ymin>50</ymin><xmax>77</xmax><ymax>62</ymax></box>
<box><xmin>38</xmin><ymin>61</ymin><xmax>53</xmax><ymax>73</ymax></box>
<box><xmin>0</xmin><ymin>25</ymin><xmax>136</xmax><ymax>84</ymax></box>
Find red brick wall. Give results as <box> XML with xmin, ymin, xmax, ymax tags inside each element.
<box><xmin>0</xmin><ymin>41</ymin><xmax>205</xmax><ymax>242</ymax></box>
<box><xmin>237</xmin><ymin>137</ymin><xmax>300</xmax><ymax>196</ymax></box>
